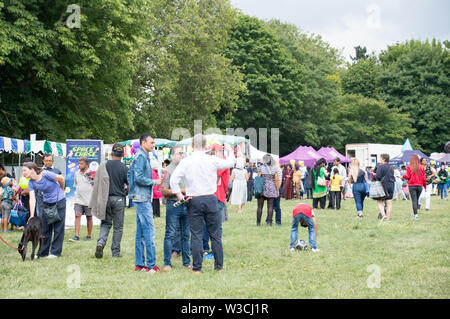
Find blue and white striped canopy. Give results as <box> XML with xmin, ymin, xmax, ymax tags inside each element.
<box><xmin>0</xmin><ymin>136</ymin><xmax>31</xmax><ymax>153</ymax></box>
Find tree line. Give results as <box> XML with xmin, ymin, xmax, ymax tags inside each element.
<box><xmin>1</xmin><ymin>0</ymin><xmax>448</xmax><ymax>155</ymax></box>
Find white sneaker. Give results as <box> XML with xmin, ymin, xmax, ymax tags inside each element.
<box><xmin>290</xmin><ymin>248</ymin><xmax>295</xmax><ymax>252</ymax></box>
<box><xmin>46</xmin><ymin>254</ymin><xmax>58</xmax><ymax>259</ymax></box>
<box><xmin>311</xmin><ymin>248</ymin><xmax>320</xmax><ymax>252</ymax></box>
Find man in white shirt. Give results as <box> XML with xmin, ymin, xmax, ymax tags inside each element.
<box><xmin>170</xmin><ymin>134</ymin><xmax>235</xmax><ymax>274</ymax></box>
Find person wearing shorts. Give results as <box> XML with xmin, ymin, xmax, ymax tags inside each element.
<box><xmin>70</xmin><ymin>158</ymin><xmax>94</xmax><ymax>242</ymax></box>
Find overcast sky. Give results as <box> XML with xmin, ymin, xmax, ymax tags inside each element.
<box><xmin>230</xmin><ymin>0</ymin><xmax>450</xmax><ymax>61</ymax></box>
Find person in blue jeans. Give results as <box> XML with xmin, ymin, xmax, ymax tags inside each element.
<box><xmin>437</xmin><ymin>165</ymin><xmax>448</xmax><ymax>200</ymax></box>
<box><xmin>290</xmin><ymin>203</ymin><xmax>319</xmax><ymax>252</ymax></box>
<box><xmin>270</xmin><ymin>157</ymin><xmax>283</xmax><ymax>226</ymax></box>
<box><xmin>348</xmin><ymin>158</ymin><xmax>370</xmax><ymax>218</ymax></box>
<box><xmin>202</xmin><ymin>201</ymin><xmax>224</xmax><ymax>259</ymax></box>
<box><xmin>128</xmin><ymin>134</ymin><xmax>163</xmax><ymax>273</ymax></box>
<box><xmin>161</xmin><ymin>146</ymin><xmax>191</xmax><ymax>270</ymax></box>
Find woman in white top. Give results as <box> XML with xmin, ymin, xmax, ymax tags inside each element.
<box><xmin>230</xmin><ymin>157</ymin><xmax>249</xmax><ymax>212</ymax></box>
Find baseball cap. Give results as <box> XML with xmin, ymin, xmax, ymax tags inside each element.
<box><xmin>208</xmin><ymin>143</ymin><xmax>223</xmax><ymax>151</ymax></box>
<box><xmin>112</xmin><ymin>143</ymin><xmax>124</xmax><ymax>156</ymax></box>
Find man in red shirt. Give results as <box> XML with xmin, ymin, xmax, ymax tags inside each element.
<box><xmin>290</xmin><ymin>203</ymin><xmax>319</xmax><ymax>252</ymax></box>
<box><xmin>202</xmin><ymin>143</ymin><xmax>230</xmax><ymax>258</ymax></box>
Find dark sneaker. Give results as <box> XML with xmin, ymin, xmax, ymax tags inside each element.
<box><xmin>85</xmin><ymin>236</ymin><xmax>92</xmax><ymax>241</ymax></box>
<box><xmin>95</xmin><ymin>244</ymin><xmax>103</xmax><ymax>259</ymax></box>
<box><xmin>69</xmin><ymin>236</ymin><xmax>80</xmax><ymax>242</ymax></box>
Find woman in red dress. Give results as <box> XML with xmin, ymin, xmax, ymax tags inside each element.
<box><xmin>282</xmin><ymin>165</ymin><xmax>294</xmax><ymax>200</ymax></box>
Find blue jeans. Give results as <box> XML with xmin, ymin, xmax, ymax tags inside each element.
<box><xmin>203</xmin><ymin>200</ymin><xmax>224</xmax><ymax>251</ymax></box>
<box><xmin>164</xmin><ymin>201</ymin><xmax>190</xmax><ymax>267</ymax></box>
<box><xmin>134</xmin><ymin>201</ymin><xmax>156</xmax><ymax>268</ymax></box>
<box><xmin>273</xmin><ymin>186</ymin><xmax>282</xmax><ymax>224</ymax></box>
<box><xmin>439</xmin><ymin>183</ymin><xmax>448</xmax><ymax>199</ymax></box>
<box><xmin>352</xmin><ymin>182</ymin><xmax>366</xmax><ymax>213</ymax></box>
<box><xmin>303</xmin><ymin>180</ymin><xmax>312</xmax><ymax>199</ymax></box>
<box><xmin>290</xmin><ymin>214</ymin><xmax>316</xmax><ymax>249</ymax></box>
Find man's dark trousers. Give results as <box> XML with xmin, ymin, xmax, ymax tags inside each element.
<box><xmin>187</xmin><ymin>195</ymin><xmax>223</xmax><ymax>272</ymax></box>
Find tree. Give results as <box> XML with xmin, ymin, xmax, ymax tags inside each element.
<box><xmin>222</xmin><ymin>15</ymin><xmax>305</xmax><ymax>155</ymax></box>
<box><xmin>331</xmin><ymin>94</ymin><xmax>416</xmax><ymax>149</ymax></box>
<box><xmin>132</xmin><ymin>0</ymin><xmax>246</xmax><ymax>140</ymax></box>
<box><xmin>0</xmin><ymin>0</ymin><xmax>151</xmax><ymax>143</ymax></box>
<box><xmin>376</xmin><ymin>39</ymin><xmax>450</xmax><ymax>153</ymax></box>
<box><xmin>265</xmin><ymin>20</ymin><xmax>346</xmax><ymax>152</ymax></box>
<box><xmin>341</xmin><ymin>57</ymin><xmax>380</xmax><ymax>99</ymax></box>
<box><xmin>351</xmin><ymin>45</ymin><xmax>369</xmax><ymax>62</ymax></box>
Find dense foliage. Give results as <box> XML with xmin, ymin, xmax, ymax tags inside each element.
<box><xmin>1</xmin><ymin>0</ymin><xmax>448</xmax><ymax>155</ymax></box>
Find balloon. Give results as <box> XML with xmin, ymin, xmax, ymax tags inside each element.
<box><xmin>290</xmin><ymin>159</ymin><xmax>295</xmax><ymax>167</ymax></box>
<box><xmin>19</xmin><ymin>176</ymin><xmax>29</xmax><ymax>190</ymax></box>
<box><xmin>298</xmin><ymin>161</ymin><xmax>304</xmax><ymax>167</ymax></box>
<box><xmin>430</xmin><ymin>160</ymin><xmax>436</xmax><ymax>165</ymax></box>
<box><xmin>131</xmin><ymin>141</ymin><xmax>140</xmax><ymax>155</ymax></box>
<box><xmin>132</xmin><ymin>141</ymin><xmax>140</xmax><ymax>149</ymax></box>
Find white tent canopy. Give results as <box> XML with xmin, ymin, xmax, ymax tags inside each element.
<box><xmin>249</xmin><ymin>144</ymin><xmax>278</xmax><ymax>163</ymax></box>
<box><xmin>31</xmin><ymin>140</ymin><xmax>66</xmax><ymax>157</ymax></box>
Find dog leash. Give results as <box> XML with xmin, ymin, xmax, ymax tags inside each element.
<box><xmin>0</xmin><ymin>234</ymin><xmax>18</xmax><ymax>250</ymax></box>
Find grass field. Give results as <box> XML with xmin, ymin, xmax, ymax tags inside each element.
<box><xmin>0</xmin><ymin>195</ymin><xmax>449</xmax><ymax>299</ymax></box>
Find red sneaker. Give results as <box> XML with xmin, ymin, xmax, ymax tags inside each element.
<box><xmin>135</xmin><ymin>265</ymin><xmax>146</xmax><ymax>271</ymax></box>
<box><xmin>151</xmin><ymin>266</ymin><xmax>164</xmax><ymax>273</ymax></box>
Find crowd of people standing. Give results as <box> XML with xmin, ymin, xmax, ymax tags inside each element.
<box><xmin>0</xmin><ymin>139</ymin><xmax>448</xmax><ymax>273</ymax></box>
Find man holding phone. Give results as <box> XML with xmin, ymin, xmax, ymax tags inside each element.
<box><xmin>170</xmin><ymin>134</ymin><xmax>235</xmax><ymax>274</ymax></box>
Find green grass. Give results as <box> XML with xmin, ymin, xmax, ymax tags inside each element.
<box><xmin>0</xmin><ymin>196</ymin><xmax>449</xmax><ymax>298</ymax></box>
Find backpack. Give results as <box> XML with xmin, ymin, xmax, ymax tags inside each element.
<box><xmin>254</xmin><ymin>176</ymin><xmax>265</xmax><ymax>198</ymax></box>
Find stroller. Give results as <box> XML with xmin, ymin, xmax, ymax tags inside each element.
<box><xmin>9</xmin><ymin>200</ymin><xmax>29</xmax><ymax>228</ymax></box>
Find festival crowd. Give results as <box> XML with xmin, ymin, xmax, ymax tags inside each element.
<box><xmin>0</xmin><ymin>136</ymin><xmax>449</xmax><ymax>272</ymax></box>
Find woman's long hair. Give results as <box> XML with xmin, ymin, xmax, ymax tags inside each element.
<box><xmin>312</xmin><ymin>158</ymin><xmax>326</xmax><ymax>189</ymax></box>
<box><xmin>22</xmin><ymin>162</ymin><xmax>43</xmax><ymax>175</ymax></box>
<box><xmin>350</xmin><ymin>158</ymin><xmax>360</xmax><ymax>182</ymax></box>
<box><xmin>409</xmin><ymin>154</ymin><xmax>420</xmax><ymax>176</ymax></box>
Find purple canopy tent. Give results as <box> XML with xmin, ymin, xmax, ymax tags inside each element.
<box><xmin>280</xmin><ymin>146</ymin><xmax>322</xmax><ymax>168</ymax></box>
<box><xmin>316</xmin><ymin>147</ymin><xmax>335</xmax><ymax>163</ymax></box>
<box><xmin>318</xmin><ymin>147</ymin><xmax>352</xmax><ymax>163</ymax></box>
<box><xmin>389</xmin><ymin>150</ymin><xmax>430</xmax><ymax>165</ymax></box>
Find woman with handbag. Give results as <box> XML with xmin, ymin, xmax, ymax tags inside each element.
<box><xmin>255</xmin><ymin>154</ymin><xmax>279</xmax><ymax>226</ymax></box>
<box><xmin>373</xmin><ymin>154</ymin><xmax>395</xmax><ymax>222</ymax></box>
<box><xmin>348</xmin><ymin>158</ymin><xmax>370</xmax><ymax>218</ymax></box>
<box><xmin>22</xmin><ymin>162</ymin><xmax>66</xmax><ymax>258</ymax></box>
<box><xmin>311</xmin><ymin>158</ymin><xmax>328</xmax><ymax>210</ymax></box>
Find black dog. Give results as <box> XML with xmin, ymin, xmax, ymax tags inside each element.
<box><xmin>18</xmin><ymin>216</ymin><xmax>43</xmax><ymax>261</ymax></box>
